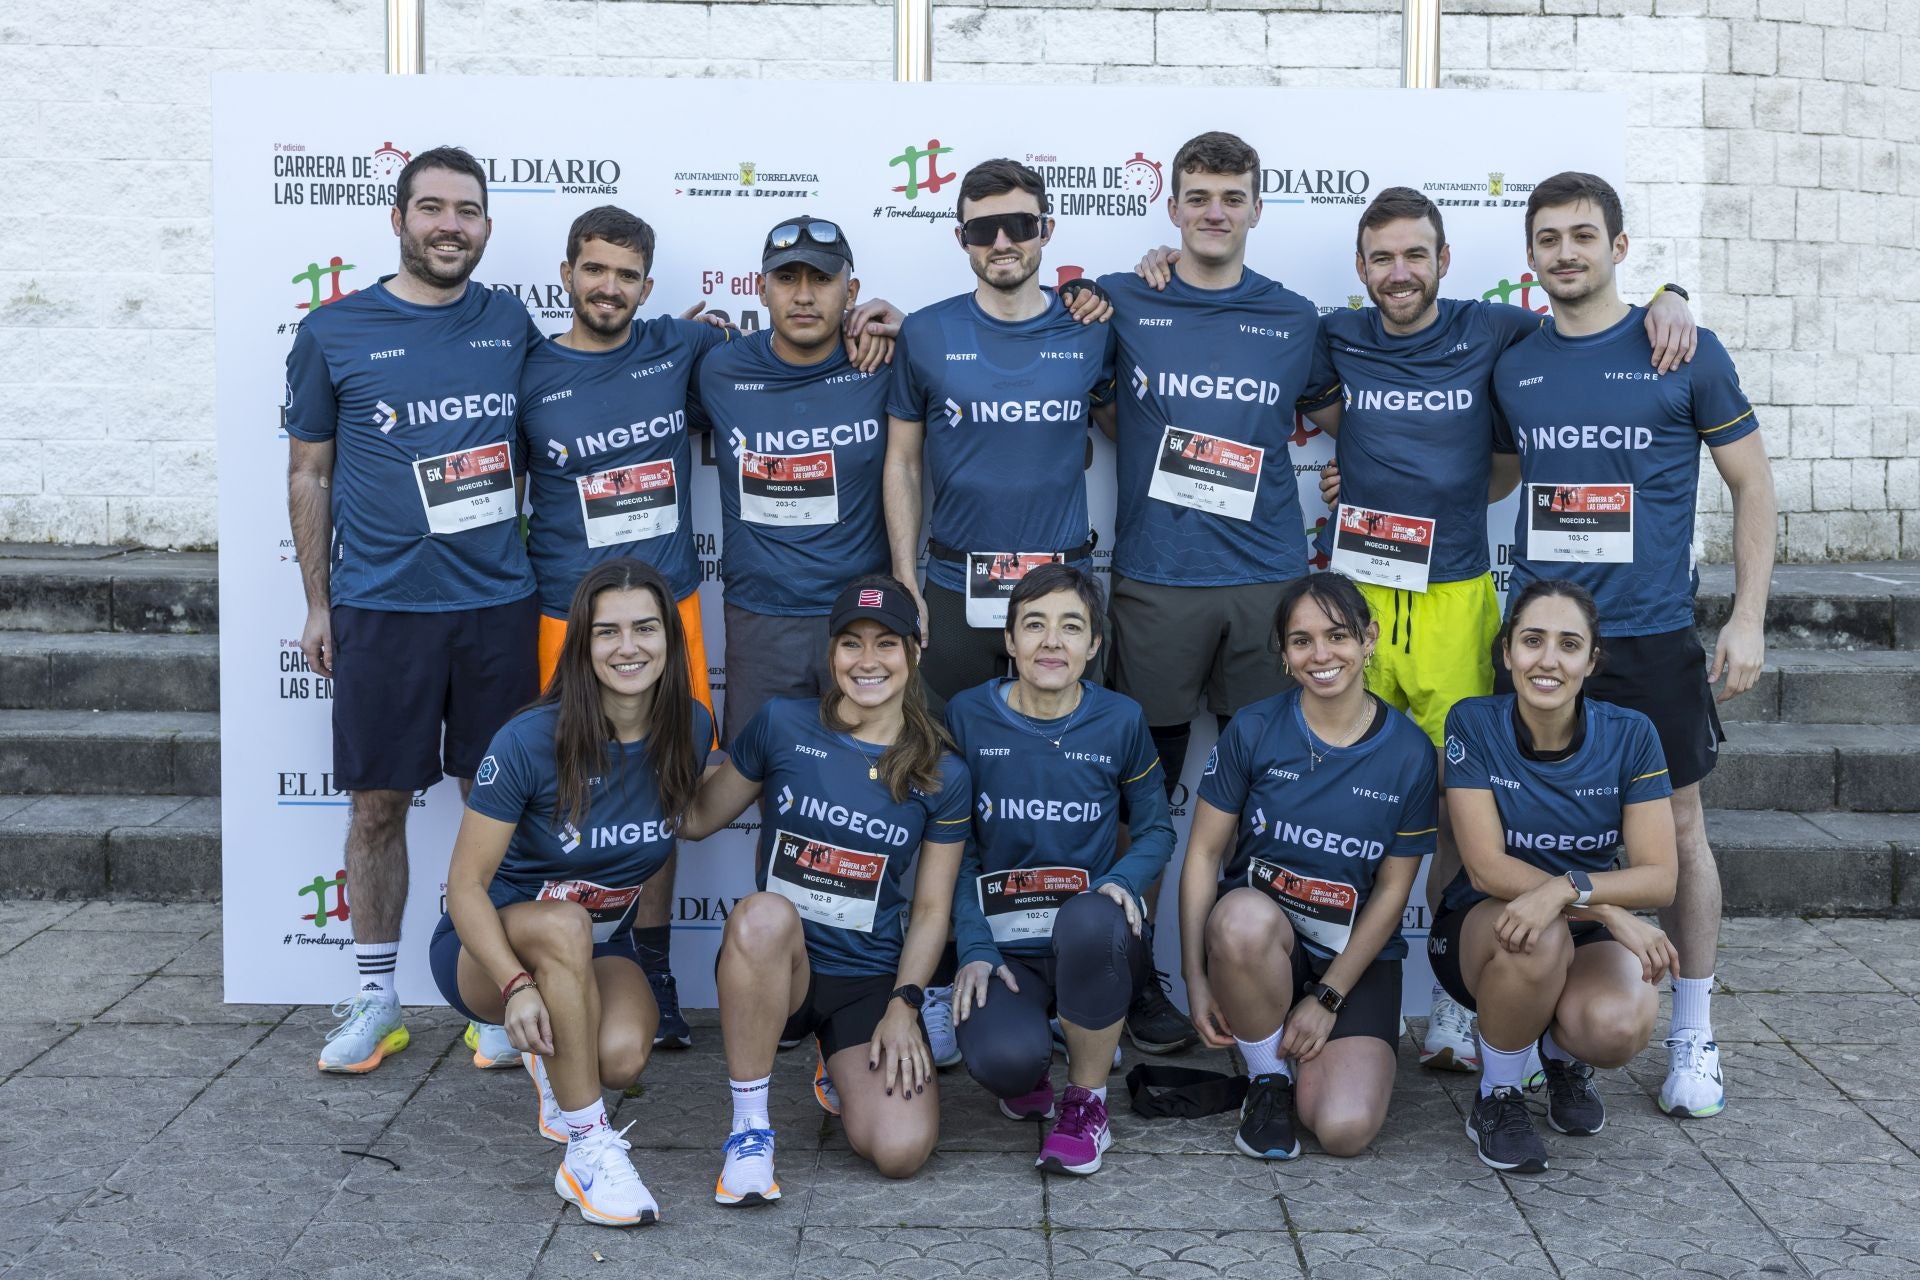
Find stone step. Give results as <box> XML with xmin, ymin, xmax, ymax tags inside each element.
<box><xmin>0</xmin><ymin>711</ymin><xmax>218</xmax><ymax>796</ymax></box>
<box><xmin>0</xmin><ymin>794</ymin><xmax>218</xmax><ymax>899</ymax></box>
<box><xmin>1714</xmin><ymin>648</ymin><xmax>1920</xmax><ymax>725</ymax></box>
<box><xmin>1703</xmin><ymin>721</ymin><xmax>1919</xmax><ymax>813</ymax></box>
<box><xmin>1696</xmin><ymin>561</ymin><xmax>1920</xmax><ymax>650</ymax></box>
<box><xmin>1710</xmin><ymin>810</ymin><xmax>1920</xmax><ymax>915</ymax></box>
<box><xmin>0</xmin><ymin>633</ymin><xmax>220</xmax><ymax>712</ymax></box>
<box><xmin>0</xmin><ymin>546</ymin><xmax>218</xmax><ymax>635</ymax></box>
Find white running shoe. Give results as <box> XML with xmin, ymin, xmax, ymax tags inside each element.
<box><xmin>524</xmin><ymin>1052</ymin><xmax>567</xmax><ymax>1144</ymax></box>
<box><xmin>1420</xmin><ymin>992</ymin><xmax>1480</xmax><ymax>1073</ymax></box>
<box><xmin>317</xmin><ymin>994</ymin><xmax>408</xmax><ymax>1074</ymax></box>
<box><xmin>465</xmin><ymin>1021</ymin><xmax>519</xmax><ymax>1069</ymax></box>
<box><xmin>1049</xmin><ymin>1017</ymin><xmax>1123</xmax><ymax>1070</ymax></box>
<box><xmin>1659</xmin><ymin>1030</ymin><xmax>1726</xmax><ymax>1118</ymax></box>
<box><xmin>556</xmin><ymin>1121</ymin><xmax>658</xmax><ymax>1226</ymax></box>
<box><xmin>922</xmin><ymin>985</ymin><xmax>962</xmax><ymax>1069</ymax></box>
<box><xmin>715</xmin><ymin>1126</ymin><xmax>780</xmax><ymax>1206</ymax></box>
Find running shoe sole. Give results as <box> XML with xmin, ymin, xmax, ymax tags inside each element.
<box><xmin>1126</xmin><ymin>1028</ymin><xmax>1199</xmax><ymax>1055</ymax></box>
<box><xmin>1037</xmin><ymin>1128</ymin><xmax>1111</xmax><ymax>1176</ymax></box>
<box><xmin>653</xmin><ymin>1031</ymin><xmax>693</xmax><ymax>1050</ymax></box>
<box><xmin>1232</xmin><ymin>1131</ymin><xmax>1301</xmax><ymax>1161</ymax></box>
<box><xmin>998</xmin><ymin>1099</ymin><xmax>1057</xmax><ymax>1122</ymax></box>
<box><xmin>1658</xmin><ymin>1096</ymin><xmax>1726</xmax><ymax>1120</ymax></box>
<box><xmin>1418</xmin><ymin>1045</ymin><xmax>1480</xmax><ymax>1073</ymax></box>
<box><xmin>555</xmin><ymin>1164</ymin><xmax>658</xmax><ymax>1227</ymax></box>
<box><xmin>525</xmin><ymin>1053</ymin><xmax>567</xmax><ymax>1144</ymax></box>
<box><xmin>1546</xmin><ymin>1109</ymin><xmax>1606</xmax><ymax>1137</ymax></box>
<box><xmin>813</xmin><ymin>1057</ymin><xmax>841</xmax><ymax>1117</ymax></box>
<box><xmin>713</xmin><ymin>1178</ymin><xmax>781</xmax><ymax>1207</ymax></box>
<box><xmin>1464</xmin><ymin>1114</ymin><xmax>1548</xmax><ymax>1173</ymax></box>
<box><xmin>317</xmin><ymin>1026</ymin><xmax>409</xmax><ymax>1074</ymax></box>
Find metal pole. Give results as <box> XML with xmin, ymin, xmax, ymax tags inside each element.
<box><xmin>1401</xmin><ymin>0</ymin><xmax>1440</xmax><ymax>88</ymax></box>
<box><xmin>387</xmin><ymin>0</ymin><xmax>424</xmax><ymax>74</ymax></box>
<box><xmin>894</xmin><ymin>0</ymin><xmax>932</xmax><ymax>82</ymax></box>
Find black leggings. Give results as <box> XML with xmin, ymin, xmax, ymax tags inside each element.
<box><xmin>954</xmin><ymin>891</ymin><xmax>1145</xmax><ymax>1099</ymax></box>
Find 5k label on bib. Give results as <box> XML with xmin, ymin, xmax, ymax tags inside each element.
<box><xmin>767</xmin><ymin>830</ymin><xmax>887</xmax><ymax>932</ymax></box>
<box><xmin>536</xmin><ymin>879</ymin><xmax>643</xmax><ymax>944</ymax></box>
<box><xmin>966</xmin><ymin>551</ymin><xmax>1066</xmax><ymax>629</ymax></box>
<box><xmin>1250</xmin><ymin>858</ymin><xmax>1357</xmax><ymax>955</ymax></box>
<box><xmin>1330</xmin><ymin>503</ymin><xmax>1436</xmax><ymax>593</ymax></box>
<box><xmin>576</xmin><ymin>459</ymin><xmax>678</xmax><ymax>548</ymax></box>
<box><xmin>414</xmin><ymin>442</ymin><xmax>517</xmax><ymax>535</ymax></box>
<box><xmin>740</xmin><ymin>449</ymin><xmax>838</xmax><ymax>526</ymax></box>
<box><xmin>1148</xmin><ymin>426</ymin><xmax>1262</xmax><ymax>522</ymax></box>
<box><xmin>1526</xmin><ymin>483</ymin><xmax>1633</xmax><ymax>564</ymax></box>
<box><xmin>977</xmin><ymin>866</ymin><xmax>1090</xmax><ymax>945</ymax></box>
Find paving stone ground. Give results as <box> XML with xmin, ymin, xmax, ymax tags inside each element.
<box><xmin>3</xmin><ymin>903</ymin><xmax>1919</xmax><ymax>1278</ymax></box>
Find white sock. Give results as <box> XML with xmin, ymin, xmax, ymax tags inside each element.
<box><xmin>729</xmin><ymin>1075</ymin><xmax>771</xmax><ymax>1132</ymax></box>
<box><xmin>561</xmin><ymin>1098</ymin><xmax>608</xmax><ymax>1144</ymax></box>
<box><xmin>353</xmin><ymin>942</ymin><xmax>398</xmax><ymax>1001</ymax></box>
<box><xmin>1071</xmin><ymin>1084</ymin><xmax>1108</xmax><ymax>1106</ymax></box>
<box><xmin>1540</xmin><ymin>1029</ymin><xmax>1576</xmax><ymax>1064</ymax></box>
<box><xmin>1478</xmin><ymin>1035</ymin><xmax>1533</xmax><ymax>1097</ymax></box>
<box><xmin>1670</xmin><ymin>977</ymin><xmax>1714</xmax><ymax>1039</ymax></box>
<box><xmin>1235</xmin><ymin>1027</ymin><xmax>1290</xmax><ymax>1080</ymax></box>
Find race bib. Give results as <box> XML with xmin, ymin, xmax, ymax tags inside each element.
<box><xmin>767</xmin><ymin>829</ymin><xmax>887</xmax><ymax>933</ymax></box>
<box><xmin>576</xmin><ymin>459</ymin><xmax>678</xmax><ymax>548</ymax></box>
<box><xmin>536</xmin><ymin>878</ymin><xmax>642</xmax><ymax>944</ymax></box>
<box><xmin>965</xmin><ymin>551</ymin><xmax>1065</xmax><ymax>629</ymax></box>
<box><xmin>1249</xmin><ymin>858</ymin><xmax>1357</xmax><ymax>955</ymax></box>
<box><xmin>740</xmin><ymin>448</ymin><xmax>839</xmax><ymax>527</ymax></box>
<box><xmin>1330</xmin><ymin>503</ymin><xmax>1436</xmax><ymax>593</ymax></box>
<box><xmin>1526</xmin><ymin>483</ymin><xmax>1633</xmax><ymax>564</ymax></box>
<box><xmin>413</xmin><ymin>442</ymin><xmax>517</xmax><ymax>535</ymax></box>
<box><xmin>1147</xmin><ymin>426</ymin><xmax>1262</xmax><ymax>521</ymax></box>
<box><xmin>977</xmin><ymin>866</ymin><xmax>1091</xmax><ymax>945</ymax></box>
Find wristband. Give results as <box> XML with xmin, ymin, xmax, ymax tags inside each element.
<box><xmin>504</xmin><ymin>979</ymin><xmax>540</xmax><ymax>1003</ymax></box>
<box><xmin>1649</xmin><ymin>282</ymin><xmax>1688</xmax><ymax>303</ymax></box>
<box><xmin>501</xmin><ymin>970</ymin><xmax>532</xmax><ymax>1003</ymax></box>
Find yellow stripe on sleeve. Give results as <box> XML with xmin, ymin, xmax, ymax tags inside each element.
<box><xmin>1122</xmin><ymin>760</ymin><xmax>1163</xmax><ymax>786</ymax></box>
<box><xmin>1629</xmin><ymin>768</ymin><xmax>1670</xmax><ymax>783</ymax></box>
<box><xmin>1699</xmin><ymin>407</ymin><xmax>1754</xmax><ymax>436</ymax></box>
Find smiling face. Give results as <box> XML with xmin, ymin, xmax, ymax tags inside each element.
<box><xmin>1005</xmin><ymin>588</ymin><xmax>1099</xmax><ymax>695</ymax></box>
<box><xmin>1503</xmin><ymin>592</ymin><xmax>1599</xmax><ymax>713</ymax></box>
<box><xmin>1282</xmin><ymin>593</ymin><xmax>1376</xmax><ymax>703</ymax></box>
<box><xmin>561</xmin><ymin>236</ymin><xmax>653</xmax><ymax>339</ymax></box>
<box><xmin>1168</xmin><ymin>168</ymin><xmax>1261</xmax><ymax>269</ymax></box>
<box><xmin>1526</xmin><ymin>198</ymin><xmax>1626</xmax><ymax>306</ymax></box>
<box><xmin>956</xmin><ymin>188</ymin><xmax>1049</xmax><ymax>293</ymax></box>
<box><xmin>831</xmin><ymin>618</ymin><xmax>910</xmax><ymax>712</ymax></box>
<box><xmin>392</xmin><ymin>166</ymin><xmax>490</xmax><ymax>290</ymax></box>
<box><xmin>588</xmin><ymin>585</ymin><xmax>669</xmax><ymax>699</ymax></box>
<box><xmin>1358</xmin><ymin>215</ymin><xmax>1448</xmax><ymax>332</ymax></box>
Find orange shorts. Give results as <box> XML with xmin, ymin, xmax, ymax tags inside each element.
<box><xmin>539</xmin><ymin>591</ymin><xmax>715</xmax><ymax>736</ymax></box>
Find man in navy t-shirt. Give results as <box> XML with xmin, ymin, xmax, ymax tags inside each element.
<box><xmin>283</xmin><ymin>146</ymin><xmax>541</xmax><ymax>1074</ymax></box>
<box><xmin>695</xmin><ymin>217</ymin><xmax>894</xmax><ymax>746</ymax></box>
<box><xmin>884</xmin><ymin>158</ymin><xmax>1116</xmax><ymax>707</ymax></box>
<box><xmin>1490</xmin><ymin>171</ymin><xmax>1777</xmax><ymax>1120</ymax></box>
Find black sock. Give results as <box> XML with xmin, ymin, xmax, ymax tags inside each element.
<box><xmin>632</xmin><ymin>925</ymin><xmax>671</xmax><ymax>977</ymax></box>
<box><xmin>1148</xmin><ymin>723</ymin><xmax>1192</xmax><ymax>800</ymax></box>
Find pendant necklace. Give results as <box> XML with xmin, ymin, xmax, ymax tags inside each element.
<box><xmin>1307</xmin><ymin>696</ymin><xmax>1374</xmax><ymax>771</ymax></box>
<box><xmin>832</xmin><ymin>730</ymin><xmax>881</xmax><ymax>780</ymax></box>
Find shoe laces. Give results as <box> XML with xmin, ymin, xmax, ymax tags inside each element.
<box><xmin>1666</xmin><ymin>1031</ymin><xmax>1717</xmax><ymax>1076</ymax></box>
<box><xmin>1539</xmin><ymin>1056</ymin><xmax>1595</xmax><ymax>1109</ymax></box>
<box><xmin>648</xmin><ymin>969</ymin><xmax>680</xmax><ymax>1001</ymax></box>
<box><xmin>575</xmin><ymin>1121</ymin><xmax>643</xmax><ymax>1190</ymax></box>
<box><xmin>724</xmin><ymin>1126</ymin><xmax>775</xmax><ymax>1161</ymax></box>
<box><xmin>1432</xmin><ymin>996</ymin><xmax>1474</xmax><ymax>1041</ymax></box>
<box><xmin>1054</xmin><ymin>1090</ymin><xmax>1104</xmax><ymax>1140</ymax></box>
<box><xmin>922</xmin><ymin>985</ymin><xmax>955</xmax><ymax>1038</ymax></box>
<box><xmin>324</xmin><ymin>994</ymin><xmax>392</xmax><ymax>1043</ymax></box>
<box><xmin>1243</xmin><ymin>1073</ymin><xmax>1293</xmax><ymax>1132</ymax></box>
<box><xmin>1482</xmin><ymin>1085</ymin><xmax>1536</xmax><ymax>1138</ymax></box>
<box><xmin>1138</xmin><ymin>969</ymin><xmax>1178</xmax><ymax>1014</ymax></box>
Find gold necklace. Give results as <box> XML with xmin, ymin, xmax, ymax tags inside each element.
<box><xmin>1306</xmin><ymin>696</ymin><xmax>1374</xmax><ymax>771</ymax></box>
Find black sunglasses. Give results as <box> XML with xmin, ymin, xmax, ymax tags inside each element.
<box><xmin>766</xmin><ymin>220</ymin><xmax>843</xmax><ymax>250</ymax></box>
<box><xmin>957</xmin><ymin>212</ymin><xmax>1047</xmax><ymax>247</ymax></box>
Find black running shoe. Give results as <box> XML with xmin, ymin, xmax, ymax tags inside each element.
<box><xmin>647</xmin><ymin>969</ymin><xmax>692</xmax><ymax>1050</ymax></box>
<box><xmin>1127</xmin><ymin>969</ymin><xmax>1200</xmax><ymax>1055</ymax></box>
<box><xmin>1537</xmin><ymin>1047</ymin><xmax>1606</xmax><ymax>1136</ymax></box>
<box><xmin>1467</xmin><ymin>1085</ymin><xmax>1549</xmax><ymax>1173</ymax></box>
<box><xmin>1234</xmin><ymin>1072</ymin><xmax>1301</xmax><ymax>1161</ymax></box>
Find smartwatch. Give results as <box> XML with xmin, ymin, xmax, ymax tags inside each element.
<box><xmin>1566</xmin><ymin>869</ymin><xmax>1594</xmax><ymax>908</ymax></box>
<box><xmin>1307</xmin><ymin>982</ymin><xmax>1346</xmax><ymax>1014</ymax></box>
<box><xmin>890</xmin><ymin>984</ymin><xmax>925</xmax><ymax>1011</ymax></box>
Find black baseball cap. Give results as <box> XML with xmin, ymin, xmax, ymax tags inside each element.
<box><xmin>828</xmin><ymin>580</ymin><xmax>919</xmax><ymax>642</ymax></box>
<box><xmin>762</xmin><ymin>215</ymin><xmax>854</xmax><ymax>275</ymax></box>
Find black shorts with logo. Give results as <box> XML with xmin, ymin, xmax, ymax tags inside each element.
<box><xmin>1495</xmin><ymin>624</ymin><xmax>1723</xmax><ymax>790</ymax></box>
<box><xmin>331</xmin><ymin>593</ymin><xmax>540</xmax><ymax>792</ymax></box>
<box><xmin>1427</xmin><ymin>902</ymin><xmax>1616</xmax><ymax>1014</ymax></box>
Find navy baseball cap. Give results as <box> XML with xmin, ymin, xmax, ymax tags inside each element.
<box><xmin>828</xmin><ymin>580</ymin><xmax>919</xmax><ymax>641</ymax></box>
<box><xmin>762</xmin><ymin>216</ymin><xmax>854</xmax><ymax>275</ymax></box>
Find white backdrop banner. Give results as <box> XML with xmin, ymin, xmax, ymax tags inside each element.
<box><xmin>215</xmin><ymin>74</ymin><xmax>1624</xmax><ymax>1005</ymax></box>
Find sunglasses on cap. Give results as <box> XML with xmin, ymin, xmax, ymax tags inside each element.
<box><xmin>957</xmin><ymin>211</ymin><xmax>1048</xmax><ymax>247</ymax></box>
<box><xmin>766</xmin><ymin>220</ymin><xmax>844</xmax><ymax>251</ymax></box>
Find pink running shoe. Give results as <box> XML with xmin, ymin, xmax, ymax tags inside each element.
<box><xmin>1037</xmin><ymin>1085</ymin><xmax>1111</xmax><ymax>1176</ymax></box>
<box><xmin>998</xmin><ymin>1071</ymin><xmax>1057</xmax><ymax>1122</ymax></box>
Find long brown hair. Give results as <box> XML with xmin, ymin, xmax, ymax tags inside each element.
<box><xmin>819</xmin><ymin>573</ymin><xmax>954</xmax><ymax>802</ymax></box>
<box><xmin>540</xmin><ymin>558</ymin><xmax>699</xmax><ymax>833</ymax></box>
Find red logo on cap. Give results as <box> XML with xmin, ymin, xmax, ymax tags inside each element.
<box><xmin>858</xmin><ymin>589</ymin><xmax>884</xmax><ymax>608</ymax></box>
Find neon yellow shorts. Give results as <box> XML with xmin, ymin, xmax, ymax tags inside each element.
<box><xmin>1357</xmin><ymin>573</ymin><xmax>1500</xmax><ymax>748</ymax></box>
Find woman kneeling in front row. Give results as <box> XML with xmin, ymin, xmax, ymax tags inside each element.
<box><xmin>1429</xmin><ymin>578</ymin><xmax>1680</xmax><ymax>1174</ymax></box>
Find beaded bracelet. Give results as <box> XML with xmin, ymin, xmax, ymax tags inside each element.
<box><xmin>500</xmin><ymin>970</ymin><xmax>533</xmax><ymax>1002</ymax></box>
<box><xmin>504</xmin><ymin>978</ymin><xmax>540</xmax><ymax>1004</ymax></box>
